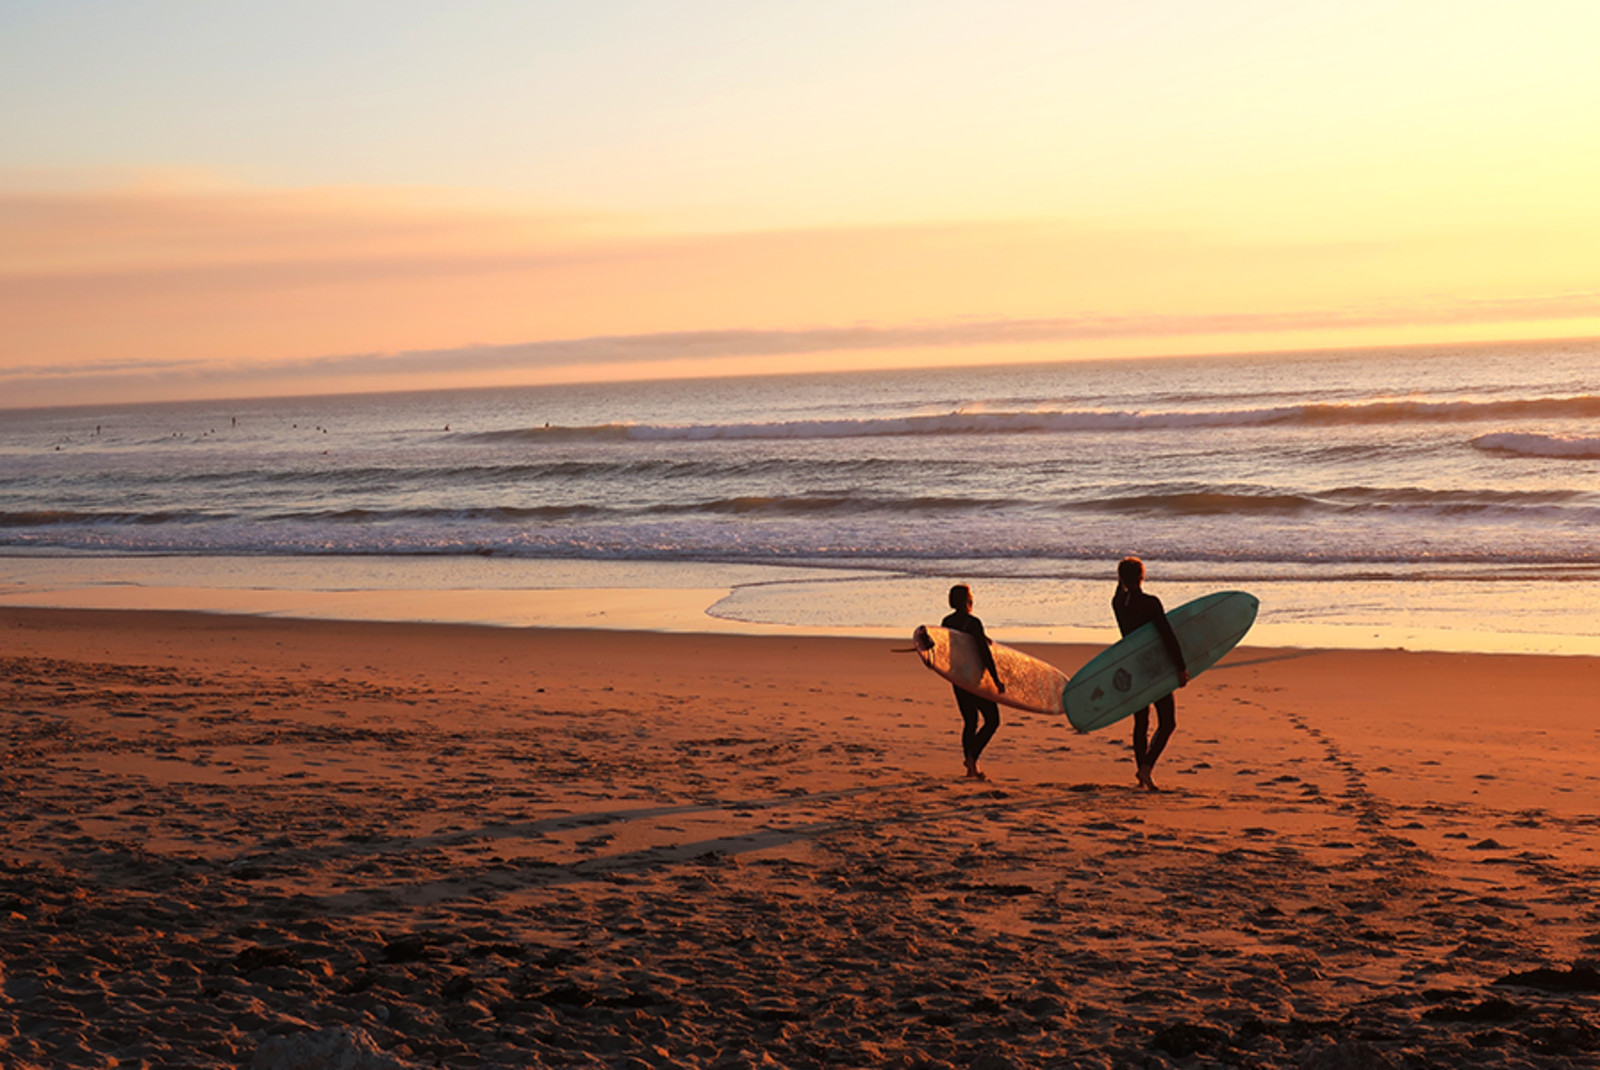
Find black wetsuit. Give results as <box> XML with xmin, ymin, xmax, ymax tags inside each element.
<box><xmin>942</xmin><ymin>609</ymin><xmax>1001</xmax><ymax>765</ymax></box>
<box><xmin>1112</xmin><ymin>586</ymin><xmax>1187</xmax><ymax>769</ymax></box>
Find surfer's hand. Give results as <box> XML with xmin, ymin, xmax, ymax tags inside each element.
<box><xmin>1178</xmin><ymin>670</ymin><xmax>1191</xmax><ymax>687</ymax></box>
<box><xmin>996</xmin><ymin>681</ymin><xmax>1006</xmax><ymax>693</ymax></box>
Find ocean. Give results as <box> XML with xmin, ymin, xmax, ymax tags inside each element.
<box><xmin>3</xmin><ymin>338</ymin><xmax>1598</xmax><ymax>654</ymax></box>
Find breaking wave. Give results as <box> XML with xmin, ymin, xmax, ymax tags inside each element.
<box><xmin>471</xmin><ymin>394</ymin><xmax>1600</xmax><ymax>442</ymax></box>
<box><xmin>1472</xmin><ymin>432</ymin><xmax>1600</xmax><ymax>460</ymax></box>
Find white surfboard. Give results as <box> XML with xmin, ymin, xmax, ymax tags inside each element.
<box><xmin>913</xmin><ymin>625</ymin><xmax>1070</xmax><ymax>716</ymax></box>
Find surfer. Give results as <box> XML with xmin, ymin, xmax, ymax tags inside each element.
<box><xmin>1112</xmin><ymin>557</ymin><xmax>1189</xmax><ymax>792</ymax></box>
<box><xmin>942</xmin><ymin>584</ymin><xmax>1005</xmax><ymax>779</ymax></box>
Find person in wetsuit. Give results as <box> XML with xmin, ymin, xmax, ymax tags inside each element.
<box><xmin>1112</xmin><ymin>557</ymin><xmax>1190</xmax><ymax>792</ymax></box>
<box><xmin>942</xmin><ymin>583</ymin><xmax>1005</xmax><ymax>780</ymax></box>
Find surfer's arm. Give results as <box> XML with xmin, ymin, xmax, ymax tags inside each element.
<box><xmin>1152</xmin><ymin>609</ymin><xmax>1189</xmax><ymax>686</ymax></box>
<box><xmin>982</xmin><ymin>647</ymin><xmax>1005</xmax><ymax>692</ymax></box>
<box><xmin>972</xmin><ymin>622</ymin><xmax>1005</xmax><ymax>692</ymax></box>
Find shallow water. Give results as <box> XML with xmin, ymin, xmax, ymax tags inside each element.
<box><xmin>3</xmin><ymin>338</ymin><xmax>1598</xmax><ymax>652</ymax></box>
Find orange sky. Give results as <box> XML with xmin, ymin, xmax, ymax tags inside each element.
<box><xmin>3</xmin><ymin>2</ymin><xmax>1599</xmax><ymax>406</ymax></box>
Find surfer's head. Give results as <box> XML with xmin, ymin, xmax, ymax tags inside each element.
<box><xmin>1117</xmin><ymin>556</ymin><xmax>1145</xmax><ymax>590</ymax></box>
<box><xmin>948</xmin><ymin>583</ymin><xmax>973</xmax><ymax>611</ymax></box>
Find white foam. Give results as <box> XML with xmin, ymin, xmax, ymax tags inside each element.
<box><xmin>1472</xmin><ymin>432</ymin><xmax>1600</xmax><ymax>459</ymax></box>
<box><xmin>519</xmin><ymin>394</ymin><xmax>1600</xmax><ymax>442</ymax></box>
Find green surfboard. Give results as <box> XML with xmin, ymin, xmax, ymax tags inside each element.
<box><xmin>1064</xmin><ymin>590</ymin><xmax>1259</xmax><ymax>732</ymax></box>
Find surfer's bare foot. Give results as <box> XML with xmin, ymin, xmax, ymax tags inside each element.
<box><xmin>964</xmin><ymin>761</ymin><xmax>986</xmax><ymax>780</ymax></box>
<box><xmin>1136</xmin><ymin>765</ymin><xmax>1158</xmax><ymax>792</ymax></box>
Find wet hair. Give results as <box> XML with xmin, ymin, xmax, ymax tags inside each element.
<box><xmin>948</xmin><ymin>583</ymin><xmax>972</xmax><ymax>610</ymax></box>
<box><xmin>1117</xmin><ymin>556</ymin><xmax>1145</xmax><ymax>589</ymax></box>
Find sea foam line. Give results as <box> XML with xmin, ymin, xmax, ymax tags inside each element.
<box><xmin>476</xmin><ymin>395</ymin><xmax>1600</xmax><ymax>442</ymax></box>
<box><xmin>1472</xmin><ymin>432</ymin><xmax>1600</xmax><ymax>459</ymax></box>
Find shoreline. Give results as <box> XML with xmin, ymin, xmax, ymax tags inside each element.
<box><xmin>6</xmin><ymin>605</ymin><xmax>1600</xmax><ymax>1066</ymax></box>
<box><xmin>4</xmin><ymin>552</ymin><xmax>1599</xmax><ymax>656</ymax></box>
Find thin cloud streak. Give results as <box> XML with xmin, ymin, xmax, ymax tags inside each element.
<box><xmin>8</xmin><ymin>295</ymin><xmax>1600</xmax><ymax>408</ymax></box>
<box><xmin>307</xmin><ymin>297</ymin><xmax>1600</xmax><ymax>374</ymax></box>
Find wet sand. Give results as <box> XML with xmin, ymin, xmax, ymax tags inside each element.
<box><xmin>4</xmin><ymin>607</ymin><xmax>1600</xmax><ymax>1068</ymax></box>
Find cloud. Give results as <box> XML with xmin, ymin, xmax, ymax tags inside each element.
<box><xmin>205</xmin><ymin>292</ymin><xmax>1600</xmax><ymax>377</ymax></box>
<box><xmin>6</xmin><ymin>179</ymin><xmax>1600</xmax><ymax>407</ymax></box>
<box><xmin>0</xmin><ymin>182</ymin><xmax>621</xmax><ymax>271</ymax></box>
<box><xmin>8</xmin><ymin>296</ymin><xmax>1600</xmax><ymax>408</ymax></box>
<box><xmin>299</xmin><ymin>297</ymin><xmax>1600</xmax><ymax>377</ymax></box>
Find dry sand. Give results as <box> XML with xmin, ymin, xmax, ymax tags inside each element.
<box><xmin>4</xmin><ymin>606</ymin><xmax>1600</xmax><ymax>1068</ymax></box>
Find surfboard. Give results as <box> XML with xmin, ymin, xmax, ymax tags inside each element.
<box><xmin>1063</xmin><ymin>590</ymin><xmax>1258</xmax><ymax>732</ymax></box>
<box><xmin>912</xmin><ymin>625</ymin><xmax>1070</xmax><ymax>716</ymax></box>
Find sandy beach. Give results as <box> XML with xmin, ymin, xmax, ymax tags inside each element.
<box><xmin>5</xmin><ymin>606</ymin><xmax>1600</xmax><ymax>1068</ymax></box>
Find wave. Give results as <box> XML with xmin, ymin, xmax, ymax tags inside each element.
<box><xmin>0</xmin><ymin>505</ymin><xmax>606</xmax><ymax>527</ymax></box>
<box><xmin>468</xmin><ymin>394</ymin><xmax>1600</xmax><ymax>442</ymax></box>
<box><xmin>1091</xmin><ymin>491</ymin><xmax>1319</xmax><ymax>516</ymax></box>
<box><xmin>152</xmin><ymin>457</ymin><xmax>866</xmax><ymax>489</ymax></box>
<box><xmin>640</xmin><ymin>493</ymin><xmax>1014</xmax><ymax>517</ymax></box>
<box><xmin>1472</xmin><ymin>432</ymin><xmax>1600</xmax><ymax>459</ymax></box>
<box><xmin>5</xmin><ymin>522</ymin><xmax>1598</xmax><ymax>568</ymax></box>
<box><xmin>1085</xmin><ymin>485</ymin><xmax>1588</xmax><ymax>517</ymax></box>
<box><xmin>263</xmin><ymin>505</ymin><xmax>607</xmax><ymax>522</ymax></box>
<box><xmin>0</xmin><ymin>496</ymin><xmax>1012</xmax><ymax>530</ymax></box>
<box><xmin>1</xmin><ymin>483</ymin><xmax>1587</xmax><ymax>532</ymax></box>
<box><xmin>0</xmin><ymin>509</ymin><xmax>224</xmax><ymax>527</ymax></box>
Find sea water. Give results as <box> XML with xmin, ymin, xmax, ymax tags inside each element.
<box><xmin>2</xmin><ymin>339</ymin><xmax>1598</xmax><ymax>653</ymax></box>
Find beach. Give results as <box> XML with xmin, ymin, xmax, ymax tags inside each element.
<box><xmin>11</xmin><ymin>3</ymin><xmax>1600</xmax><ymax>1065</ymax></box>
<box><xmin>5</xmin><ymin>606</ymin><xmax>1600</xmax><ymax>1068</ymax></box>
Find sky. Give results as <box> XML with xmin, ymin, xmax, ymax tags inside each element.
<box><xmin>3</xmin><ymin>0</ymin><xmax>1599</xmax><ymax>407</ymax></box>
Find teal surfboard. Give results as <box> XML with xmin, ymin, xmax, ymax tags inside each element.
<box><xmin>1064</xmin><ymin>590</ymin><xmax>1258</xmax><ymax>732</ymax></box>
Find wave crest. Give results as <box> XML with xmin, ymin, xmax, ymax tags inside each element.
<box><xmin>1472</xmin><ymin>432</ymin><xmax>1600</xmax><ymax>459</ymax></box>
<box><xmin>467</xmin><ymin>395</ymin><xmax>1600</xmax><ymax>442</ymax></box>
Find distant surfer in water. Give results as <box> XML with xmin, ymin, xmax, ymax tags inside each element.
<box><xmin>942</xmin><ymin>584</ymin><xmax>1005</xmax><ymax>779</ymax></box>
<box><xmin>1112</xmin><ymin>557</ymin><xmax>1189</xmax><ymax>792</ymax></box>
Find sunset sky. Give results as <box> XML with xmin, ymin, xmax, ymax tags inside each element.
<box><xmin>4</xmin><ymin>0</ymin><xmax>1599</xmax><ymax>407</ymax></box>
